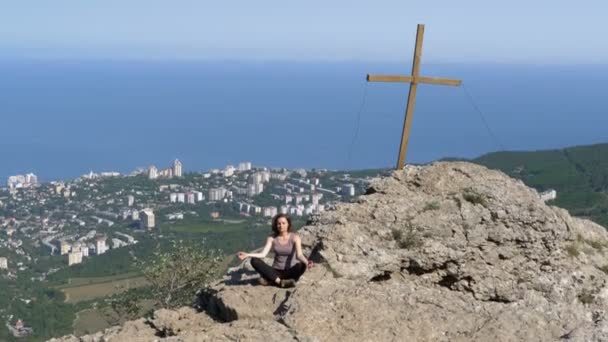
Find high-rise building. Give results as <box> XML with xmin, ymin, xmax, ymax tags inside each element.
<box><xmin>148</xmin><ymin>166</ymin><xmax>158</xmax><ymax>180</ymax></box>
<box><xmin>0</xmin><ymin>257</ymin><xmax>8</xmax><ymax>269</ymax></box>
<box><xmin>251</xmin><ymin>173</ymin><xmax>263</xmax><ymax>184</ymax></box>
<box><xmin>208</xmin><ymin>188</ymin><xmax>227</xmax><ymax>201</ymax></box>
<box><xmin>60</xmin><ymin>241</ymin><xmax>71</xmax><ymax>255</ymax></box>
<box><xmin>223</xmin><ymin>165</ymin><xmax>235</xmax><ymax>178</ymax></box>
<box><xmin>7</xmin><ymin>174</ymin><xmax>38</xmax><ymax>189</ymax></box>
<box><xmin>158</xmin><ymin>168</ymin><xmax>173</xmax><ymax>178</ymax></box>
<box><xmin>186</xmin><ymin>192</ymin><xmax>196</xmax><ymax>204</ymax></box>
<box><xmin>25</xmin><ymin>173</ymin><xmax>38</xmax><ymax>185</ymax></box>
<box><xmin>238</xmin><ymin>162</ymin><xmax>252</xmax><ymax>171</ymax></box>
<box><xmin>127</xmin><ymin>195</ymin><xmax>135</xmax><ymax>206</ymax></box>
<box><xmin>68</xmin><ymin>251</ymin><xmax>83</xmax><ymax>265</ymax></box>
<box><xmin>140</xmin><ymin>209</ymin><xmax>155</xmax><ymax>230</ymax></box>
<box><xmin>173</xmin><ymin>159</ymin><xmax>183</xmax><ymax>177</ymax></box>
<box><xmin>96</xmin><ymin>237</ymin><xmax>107</xmax><ymax>255</ymax></box>
<box><xmin>246</xmin><ymin>183</ymin><xmax>264</xmax><ymax>197</ymax></box>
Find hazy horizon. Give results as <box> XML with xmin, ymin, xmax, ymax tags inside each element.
<box><xmin>1</xmin><ymin>60</ymin><xmax>607</xmax><ymax>182</ymax></box>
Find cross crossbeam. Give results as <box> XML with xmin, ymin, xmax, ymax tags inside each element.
<box><xmin>367</xmin><ymin>24</ymin><xmax>462</xmax><ymax>170</ymax></box>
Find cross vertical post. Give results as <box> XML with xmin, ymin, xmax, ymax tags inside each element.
<box><xmin>367</xmin><ymin>24</ymin><xmax>462</xmax><ymax>170</ymax></box>
<box><xmin>398</xmin><ymin>24</ymin><xmax>425</xmax><ymax>170</ymax></box>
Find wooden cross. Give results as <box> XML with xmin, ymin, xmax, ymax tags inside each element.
<box><xmin>367</xmin><ymin>24</ymin><xmax>462</xmax><ymax>170</ymax></box>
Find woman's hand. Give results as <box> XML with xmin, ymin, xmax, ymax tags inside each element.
<box><xmin>307</xmin><ymin>260</ymin><xmax>314</xmax><ymax>269</ymax></box>
<box><xmin>237</xmin><ymin>252</ymin><xmax>248</xmax><ymax>260</ymax></box>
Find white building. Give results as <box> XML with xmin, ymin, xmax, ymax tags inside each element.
<box><xmin>251</xmin><ymin>173</ymin><xmax>264</xmax><ymax>184</ymax></box>
<box><xmin>25</xmin><ymin>173</ymin><xmax>38</xmax><ymax>185</ymax></box>
<box><xmin>539</xmin><ymin>189</ymin><xmax>557</xmax><ymax>202</ymax></box>
<box><xmin>208</xmin><ymin>188</ymin><xmax>227</xmax><ymax>201</ymax></box>
<box><xmin>7</xmin><ymin>173</ymin><xmax>38</xmax><ymax>189</ymax></box>
<box><xmin>127</xmin><ymin>195</ymin><xmax>135</xmax><ymax>206</ymax></box>
<box><xmin>263</xmin><ymin>206</ymin><xmax>278</xmax><ymax>218</ymax></box>
<box><xmin>194</xmin><ymin>191</ymin><xmax>204</xmax><ymax>201</ymax></box>
<box><xmin>60</xmin><ymin>241</ymin><xmax>71</xmax><ymax>255</ymax></box>
<box><xmin>68</xmin><ymin>251</ymin><xmax>83</xmax><ymax>266</ymax></box>
<box><xmin>311</xmin><ymin>193</ymin><xmax>323</xmax><ymax>206</ymax></box>
<box><xmin>342</xmin><ymin>184</ymin><xmax>355</xmax><ymax>197</ymax></box>
<box><xmin>177</xmin><ymin>193</ymin><xmax>185</xmax><ymax>203</ymax></box>
<box><xmin>140</xmin><ymin>209</ymin><xmax>155</xmax><ymax>230</ymax></box>
<box><xmin>173</xmin><ymin>159</ymin><xmax>183</xmax><ymax>177</ymax></box>
<box><xmin>247</xmin><ymin>183</ymin><xmax>264</xmax><ymax>197</ymax></box>
<box><xmin>131</xmin><ymin>210</ymin><xmax>139</xmax><ymax>221</ymax></box>
<box><xmin>0</xmin><ymin>257</ymin><xmax>7</xmax><ymax>269</ymax></box>
<box><xmin>96</xmin><ymin>237</ymin><xmax>107</xmax><ymax>255</ymax></box>
<box><xmin>79</xmin><ymin>245</ymin><xmax>89</xmax><ymax>257</ymax></box>
<box><xmin>148</xmin><ymin>166</ymin><xmax>158</xmax><ymax>180</ymax></box>
<box><xmin>220</xmin><ymin>165</ymin><xmax>233</xmax><ymax>178</ymax></box>
<box><xmin>271</xmin><ymin>172</ymin><xmax>288</xmax><ymax>181</ymax></box>
<box><xmin>170</xmin><ymin>193</ymin><xmax>178</xmax><ymax>203</ymax></box>
<box><xmin>186</xmin><ymin>192</ymin><xmax>196</xmax><ymax>204</ymax></box>
<box><xmin>238</xmin><ymin>162</ymin><xmax>252</xmax><ymax>171</ymax></box>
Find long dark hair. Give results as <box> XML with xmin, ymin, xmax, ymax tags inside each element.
<box><xmin>271</xmin><ymin>213</ymin><xmax>293</xmax><ymax>237</ymax></box>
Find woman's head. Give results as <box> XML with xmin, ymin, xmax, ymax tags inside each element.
<box><xmin>272</xmin><ymin>213</ymin><xmax>293</xmax><ymax>236</ymax></box>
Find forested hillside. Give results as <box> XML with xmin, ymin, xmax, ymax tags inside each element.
<box><xmin>473</xmin><ymin>143</ymin><xmax>608</xmax><ymax>227</ymax></box>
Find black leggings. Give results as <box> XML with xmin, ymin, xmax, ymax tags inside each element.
<box><xmin>250</xmin><ymin>258</ymin><xmax>306</xmax><ymax>282</ymax></box>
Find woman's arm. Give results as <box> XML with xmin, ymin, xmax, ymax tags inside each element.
<box><xmin>294</xmin><ymin>235</ymin><xmax>312</xmax><ymax>268</ymax></box>
<box><xmin>237</xmin><ymin>236</ymin><xmax>273</xmax><ymax>260</ymax></box>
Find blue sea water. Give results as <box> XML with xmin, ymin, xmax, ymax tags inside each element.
<box><xmin>0</xmin><ymin>60</ymin><xmax>607</xmax><ymax>181</ymax></box>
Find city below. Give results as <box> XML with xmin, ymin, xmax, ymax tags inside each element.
<box><xmin>0</xmin><ymin>159</ymin><xmax>381</xmax><ymax>339</ymax></box>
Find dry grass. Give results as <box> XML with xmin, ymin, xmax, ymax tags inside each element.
<box><xmin>60</xmin><ymin>276</ymin><xmax>149</xmax><ymax>303</ymax></box>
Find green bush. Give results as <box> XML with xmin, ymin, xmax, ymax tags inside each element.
<box><xmin>140</xmin><ymin>240</ymin><xmax>222</xmax><ymax>308</ymax></box>
<box><xmin>462</xmin><ymin>188</ymin><xmax>487</xmax><ymax>207</ymax></box>
<box><xmin>392</xmin><ymin>223</ymin><xmax>422</xmax><ymax>249</ymax></box>
<box><xmin>422</xmin><ymin>201</ymin><xmax>440</xmax><ymax>212</ymax></box>
<box><xmin>565</xmin><ymin>243</ymin><xmax>580</xmax><ymax>257</ymax></box>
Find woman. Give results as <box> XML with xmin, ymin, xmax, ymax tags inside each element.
<box><xmin>237</xmin><ymin>213</ymin><xmax>313</xmax><ymax>288</ymax></box>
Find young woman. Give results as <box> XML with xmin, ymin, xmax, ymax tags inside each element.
<box><xmin>237</xmin><ymin>213</ymin><xmax>313</xmax><ymax>288</ymax></box>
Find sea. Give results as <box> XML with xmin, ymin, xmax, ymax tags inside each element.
<box><xmin>1</xmin><ymin>60</ymin><xmax>607</xmax><ymax>182</ymax></box>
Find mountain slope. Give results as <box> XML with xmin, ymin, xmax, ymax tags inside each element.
<box><xmin>51</xmin><ymin>162</ymin><xmax>608</xmax><ymax>341</ymax></box>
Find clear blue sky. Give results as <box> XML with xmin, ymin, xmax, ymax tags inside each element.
<box><xmin>1</xmin><ymin>0</ymin><xmax>607</xmax><ymax>63</ymax></box>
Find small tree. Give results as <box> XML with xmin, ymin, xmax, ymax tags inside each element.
<box><xmin>141</xmin><ymin>240</ymin><xmax>222</xmax><ymax>308</ymax></box>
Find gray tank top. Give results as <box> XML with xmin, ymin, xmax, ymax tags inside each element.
<box><xmin>272</xmin><ymin>233</ymin><xmax>297</xmax><ymax>270</ymax></box>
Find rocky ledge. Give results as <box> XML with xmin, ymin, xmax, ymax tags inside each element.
<box><xmin>51</xmin><ymin>162</ymin><xmax>608</xmax><ymax>341</ymax></box>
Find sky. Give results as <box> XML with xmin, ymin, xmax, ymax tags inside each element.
<box><xmin>1</xmin><ymin>0</ymin><xmax>607</xmax><ymax>64</ymax></box>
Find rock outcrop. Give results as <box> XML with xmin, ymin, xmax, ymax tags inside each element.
<box><xmin>51</xmin><ymin>162</ymin><xmax>608</xmax><ymax>341</ymax></box>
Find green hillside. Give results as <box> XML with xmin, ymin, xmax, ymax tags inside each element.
<box><xmin>472</xmin><ymin>143</ymin><xmax>608</xmax><ymax>227</ymax></box>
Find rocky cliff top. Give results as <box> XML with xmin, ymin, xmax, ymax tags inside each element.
<box><xmin>51</xmin><ymin>162</ymin><xmax>608</xmax><ymax>342</ymax></box>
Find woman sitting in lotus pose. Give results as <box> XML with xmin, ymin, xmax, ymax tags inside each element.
<box><xmin>237</xmin><ymin>213</ymin><xmax>312</xmax><ymax>288</ymax></box>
